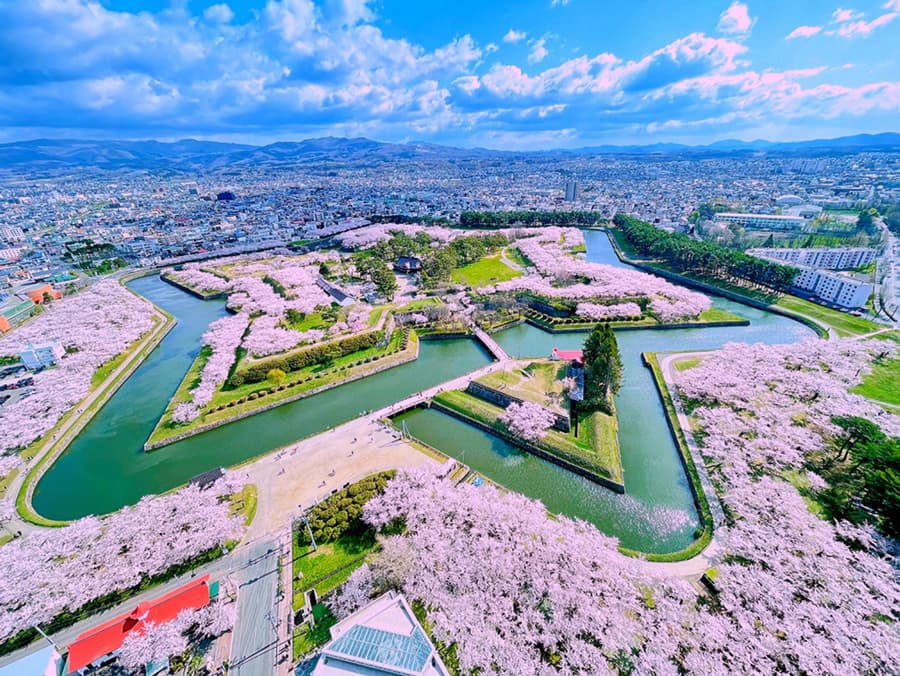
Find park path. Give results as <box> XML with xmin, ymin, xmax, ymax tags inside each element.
<box><xmin>657</xmin><ymin>351</ymin><xmax>726</xmax><ymax>531</ymax></box>
<box><xmin>500</xmin><ymin>247</ymin><xmax>525</xmax><ymax>273</ymax></box>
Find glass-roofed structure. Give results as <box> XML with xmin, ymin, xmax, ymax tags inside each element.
<box><xmin>311</xmin><ymin>591</ymin><xmax>450</xmax><ymax>676</ymax></box>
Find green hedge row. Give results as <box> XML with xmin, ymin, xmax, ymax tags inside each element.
<box><xmin>299</xmin><ymin>471</ymin><xmax>396</xmax><ymax>544</ymax></box>
<box><xmin>231</xmin><ymin>330</ymin><xmax>383</xmax><ymax>386</ymax></box>
<box><xmin>211</xmin><ymin>331</ymin><xmax>411</xmax><ymax>412</ymax></box>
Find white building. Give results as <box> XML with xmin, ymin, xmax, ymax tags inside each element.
<box><xmin>748</xmin><ymin>247</ymin><xmax>877</xmax><ymax>270</ymax></box>
<box><xmin>791</xmin><ymin>268</ymin><xmax>872</xmax><ymax>309</ymax></box>
<box><xmin>783</xmin><ymin>204</ymin><xmax>823</xmax><ymax>219</ymax></box>
<box><xmin>775</xmin><ymin>194</ymin><xmax>804</xmax><ymax>207</ymax></box>
<box><xmin>312</xmin><ymin>592</ymin><xmax>451</xmax><ymax>676</ymax></box>
<box><xmin>20</xmin><ymin>341</ymin><xmax>65</xmax><ymax>369</ymax></box>
<box><xmin>715</xmin><ymin>212</ymin><xmax>804</xmax><ymax>230</ymax></box>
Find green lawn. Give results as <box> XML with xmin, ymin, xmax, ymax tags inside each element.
<box><xmin>775</xmin><ymin>296</ymin><xmax>884</xmax><ymax>337</ymax></box>
<box><xmin>282</xmin><ymin>311</ymin><xmax>331</xmax><ymax>332</ymax></box>
<box><xmin>394</xmin><ymin>297</ymin><xmax>443</xmax><ymax>313</ymax></box>
<box><xmin>698</xmin><ymin>307</ymin><xmax>746</xmax><ymax>323</ymax></box>
<box><xmin>293</xmin><ymin>604</ymin><xmax>337</xmax><ymax>660</ymax></box>
<box><xmin>673</xmin><ymin>357</ymin><xmax>702</xmax><ymax>372</ymax></box>
<box><xmin>477</xmin><ymin>360</ymin><xmax>568</xmax><ymax>412</ymax></box>
<box><xmin>504</xmin><ymin>246</ymin><xmax>530</xmax><ymax>268</ymax></box>
<box><xmin>0</xmin><ymin>467</ymin><xmax>19</xmax><ymax>499</ymax></box>
<box><xmin>852</xmin><ymin>356</ymin><xmax>900</xmax><ymax>406</ymax></box>
<box><xmin>433</xmin><ymin>389</ymin><xmax>623</xmax><ymax>484</ymax></box>
<box><xmin>229</xmin><ymin>484</ymin><xmax>258</xmax><ymax>527</ymax></box>
<box><xmin>292</xmin><ymin>529</ymin><xmax>378</xmax><ymax>610</ymax></box>
<box><xmin>451</xmin><ymin>254</ymin><xmax>521</xmax><ymax>287</ymax></box>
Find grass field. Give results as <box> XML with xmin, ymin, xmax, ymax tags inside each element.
<box><xmin>673</xmin><ymin>357</ymin><xmax>703</xmax><ymax>372</ymax></box>
<box><xmin>292</xmin><ymin>529</ymin><xmax>378</xmax><ymax>609</ymax></box>
<box><xmin>477</xmin><ymin>360</ymin><xmax>568</xmax><ymax>413</ymax></box>
<box><xmin>282</xmin><ymin>311</ymin><xmax>332</xmax><ymax>332</ymax></box>
<box><xmin>451</xmin><ymin>254</ymin><xmax>521</xmax><ymax>287</ymax></box>
<box><xmin>433</xmin><ymin>389</ymin><xmax>623</xmax><ymax>484</ymax></box>
<box><xmin>698</xmin><ymin>307</ymin><xmax>746</xmax><ymax>323</ymax></box>
<box><xmin>774</xmin><ymin>296</ymin><xmax>885</xmax><ymax>337</ymax></box>
<box><xmin>504</xmin><ymin>245</ymin><xmax>530</xmax><ymax>268</ymax></box>
<box><xmin>394</xmin><ymin>297</ymin><xmax>443</xmax><ymax>312</ymax></box>
<box><xmin>852</xmin><ymin>356</ymin><xmax>900</xmax><ymax>407</ymax></box>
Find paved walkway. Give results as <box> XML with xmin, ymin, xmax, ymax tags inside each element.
<box><xmin>657</xmin><ymin>352</ymin><xmax>726</xmax><ymax>531</ymax></box>
<box><xmin>246</xmin><ymin>417</ymin><xmax>439</xmax><ymax>538</ymax></box>
<box><xmin>469</xmin><ymin>322</ymin><xmax>511</xmax><ymax>361</ymax></box>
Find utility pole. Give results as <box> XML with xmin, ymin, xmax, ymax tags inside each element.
<box><xmin>32</xmin><ymin>624</ymin><xmax>60</xmax><ymax>653</ymax></box>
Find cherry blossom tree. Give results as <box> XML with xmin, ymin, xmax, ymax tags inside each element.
<box><xmin>575</xmin><ymin>302</ymin><xmax>642</xmax><ymax>320</ymax></box>
<box><xmin>498</xmin><ymin>401</ymin><xmax>556</xmax><ymax>441</ymax></box>
<box><xmin>118</xmin><ymin>601</ymin><xmax>235</xmax><ymax>671</ymax></box>
<box><xmin>0</xmin><ymin>475</ymin><xmax>245</xmax><ymax>642</ymax></box>
<box><xmin>164</xmin><ymin>265</ymin><xmax>231</xmax><ymax>294</ymax></box>
<box><xmin>356</xmin><ymin>467</ymin><xmax>900</xmax><ymax>675</ymax></box>
<box><xmin>0</xmin><ymin>280</ymin><xmax>156</xmax><ymax>453</ymax></box>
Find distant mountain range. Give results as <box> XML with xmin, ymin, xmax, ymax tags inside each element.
<box><xmin>1</xmin><ymin>132</ymin><xmax>898</xmax><ymax>172</ymax></box>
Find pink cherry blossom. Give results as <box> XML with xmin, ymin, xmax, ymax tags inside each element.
<box><xmin>498</xmin><ymin>401</ymin><xmax>556</xmax><ymax>441</ymax></box>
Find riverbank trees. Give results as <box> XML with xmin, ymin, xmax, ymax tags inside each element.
<box><xmin>459</xmin><ymin>210</ymin><xmax>604</xmax><ymax>228</ymax></box>
<box><xmin>613</xmin><ymin>213</ymin><xmax>797</xmax><ymax>291</ymax></box>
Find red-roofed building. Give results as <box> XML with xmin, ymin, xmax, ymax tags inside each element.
<box><xmin>550</xmin><ymin>348</ymin><xmax>583</xmax><ymax>367</ymax></box>
<box><xmin>66</xmin><ymin>575</ymin><xmax>211</xmax><ymax>674</ymax></box>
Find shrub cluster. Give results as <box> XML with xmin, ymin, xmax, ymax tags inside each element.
<box><xmin>300</xmin><ymin>471</ymin><xmax>396</xmax><ymax>544</ymax></box>
<box><xmin>524</xmin><ymin>308</ymin><xmax>644</xmax><ymax>325</ymax></box>
<box><xmin>210</xmin><ymin>330</ymin><xmax>411</xmax><ymax>412</ymax></box>
<box><xmin>230</xmin><ymin>330</ymin><xmax>382</xmax><ymax>386</ymax></box>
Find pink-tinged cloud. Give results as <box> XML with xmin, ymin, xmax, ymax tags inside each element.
<box><xmin>827</xmin><ymin>11</ymin><xmax>899</xmax><ymax>37</ymax></box>
<box><xmin>884</xmin><ymin>0</ymin><xmax>900</xmax><ymax>11</ymax></box>
<box><xmin>717</xmin><ymin>1</ymin><xmax>756</xmax><ymax>35</ymax></box>
<box><xmin>831</xmin><ymin>8</ymin><xmax>864</xmax><ymax>23</ymax></box>
<box><xmin>786</xmin><ymin>25</ymin><xmax>822</xmax><ymax>39</ymax></box>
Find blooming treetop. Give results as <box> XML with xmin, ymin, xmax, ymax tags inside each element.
<box><xmin>332</xmin><ymin>338</ymin><xmax>900</xmax><ymax>674</ymax></box>
<box><xmin>0</xmin><ymin>475</ymin><xmax>245</xmax><ymax>641</ymax></box>
<box><xmin>575</xmin><ymin>302</ymin><xmax>642</xmax><ymax>320</ymax></box>
<box><xmin>164</xmin><ymin>264</ymin><xmax>231</xmax><ymax>294</ymax></box>
<box><xmin>0</xmin><ymin>280</ymin><xmax>156</xmax><ymax>453</ymax></box>
<box><xmin>334</xmin><ymin>462</ymin><xmax>900</xmax><ymax>675</ymax></box>
<box><xmin>479</xmin><ymin>227</ymin><xmax>712</xmax><ymax>320</ymax></box>
<box><xmin>174</xmin><ymin>312</ymin><xmax>251</xmax><ymax>422</ymax></box>
<box><xmin>118</xmin><ymin>602</ymin><xmax>236</xmax><ymax>670</ymax></box>
<box><xmin>498</xmin><ymin>401</ymin><xmax>556</xmax><ymax>441</ymax></box>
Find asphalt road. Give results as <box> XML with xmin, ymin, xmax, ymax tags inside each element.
<box><xmin>230</xmin><ymin>540</ymin><xmax>279</xmax><ymax>676</ymax></box>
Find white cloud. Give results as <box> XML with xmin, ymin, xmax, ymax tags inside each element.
<box><xmin>717</xmin><ymin>1</ymin><xmax>756</xmax><ymax>35</ymax></box>
<box><xmin>551</xmin><ymin>0</ymin><xmax>570</xmax><ymax>6</ymax></box>
<box><xmin>786</xmin><ymin>25</ymin><xmax>822</xmax><ymax>39</ymax></box>
<box><xmin>884</xmin><ymin>0</ymin><xmax>900</xmax><ymax>10</ymax></box>
<box><xmin>485</xmin><ymin>42</ymin><xmax>499</xmax><ymax>54</ymax></box>
<box><xmin>826</xmin><ymin>11</ymin><xmax>899</xmax><ymax>37</ymax></box>
<box><xmin>502</xmin><ymin>29</ymin><xmax>527</xmax><ymax>43</ymax></box>
<box><xmin>203</xmin><ymin>3</ymin><xmax>234</xmax><ymax>23</ymax></box>
<box><xmin>831</xmin><ymin>8</ymin><xmax>863</xmax><ymax>23</ymax></box>
<box><xmin>528</xmin><ymin>38</ymin><xmax>549</xmax><ymax>64</ymax></box>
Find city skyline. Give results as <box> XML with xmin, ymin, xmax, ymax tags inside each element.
<box><xmin>1</xmin><ymin>0</ymin><xmax>898</xmax><ymax>149</ymax></box>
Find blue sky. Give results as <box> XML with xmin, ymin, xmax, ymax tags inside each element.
<box><xmin>0</xmin><ymin>0</ymin><xmax>898</xmax><ymax>148</ymax></box>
